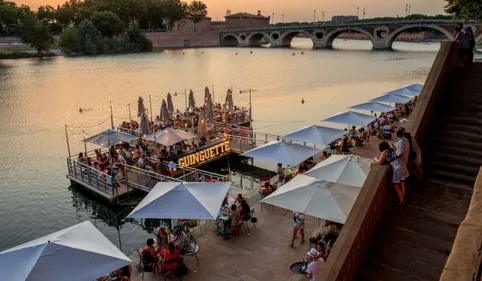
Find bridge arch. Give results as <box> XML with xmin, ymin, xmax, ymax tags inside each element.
<box><xmin>324</xmin><ymin>27</ymin><xmax>375</xmax><ymax>48</ymax></box>
<box><xmin>278</xmin><ymin>30</ymin><xmax>316</xmax><ymax>47</ymax></box>
<box><xmin>221</xmin><ymin>34</ymin><xmax>240</xmax><ymax>47</ymax></box>
<box><xmin>247</xmin><ymin>32</ymin><xmax>271</xmax><ymax>47</ymax></box>
<box><xmin>387</xmin><ymin>24</ymin><xmax>453</xmax><ymax>48</ymax></box>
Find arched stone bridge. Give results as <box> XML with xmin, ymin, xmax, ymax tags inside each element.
<box><xmin>220</xmin><ymin>20</ymin><xmax>482</xmax><ymax>50</ymax></box>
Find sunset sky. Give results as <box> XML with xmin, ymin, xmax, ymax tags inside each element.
<box><xmin>14</xmin><ymin>0</ymin><xmax>448</xmax><ymax>22</ymax></box>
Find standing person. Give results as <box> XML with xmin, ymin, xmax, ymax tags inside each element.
<box><xmin>290</xmin><ymin>212</ymin><xmax>305</xmax><ymax>247</ymax></box>
<box><xmin>404</xmin><ymin>132</ymin><xmax>423</xmax><ymax>181</ymax></box>
<box><xmin>375</xmin><ymin>141</ymin><xmax>409</xmax><ymax>205</ymax></box>
<box><xmin>454</xmin><ymin>24</ymin><xmax>471</xmax><ymax>65</ymax></box>
<box><xmin>464</xmin><ymin>26</ymin><xmax>475</xmax><ymax>64</ymax></box>
<box><xmin>394</xmin><ymin>129</ymin><xmax>410</xmax><ymax>167</ymax></box>
<box><xmin>305</xmin><ymin>248</ymin><xmax>324</xmax><ymax>281</ymax></box>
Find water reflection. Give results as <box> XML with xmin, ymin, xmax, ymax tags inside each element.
<box><xmin>69</xmin><ymin>185</ymin><xmax>169</xmax><ymax>253</ymax></box>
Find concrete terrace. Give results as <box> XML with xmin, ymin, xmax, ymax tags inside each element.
<box><xmin>128</xmin><ymin>141</ymin><xmax>383</xmax><ymax>281</ymax></box>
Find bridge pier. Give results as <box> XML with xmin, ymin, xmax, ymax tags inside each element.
<box><xmin>372</xmin><ymin>39</ymin><xmax>392</xmax><ymax>50</ymax></box>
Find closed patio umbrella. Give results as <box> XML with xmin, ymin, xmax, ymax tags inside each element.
<box><xmin>188</xmin><ymin>89</ymin><xmax>196</xmax><ymax>109</ymax></box>
<box><xmin>261</xmin><ymin>174</ymin><xmax>361</xmax><ymax>223</ymax></box>
<box><xmin>240</xmin><ymin>140</ymin><xmax>321</xmax><ymax>166</ymax></box>
<box><xmin>348</xmin><ymin>101</ymin><xmax>396</xmax><ymax>113</ymax></box>
<box><xmin>0</xmin><ymin>221</ymin><xmax>131</xmax><ymax>281</ymax></box>
<box><xmin>160</xmin><ymin>99</ymin><xmax>170</xmax><ymax>123</ymax></box>
<box><xmin>139</xmin><ymin>112</ymin><xmax>150</xmax><ymax>136</ymax></box>
<box><xmin>282</xmin><ymin>125</ymin><xmax>346</xmax><ymax>145</ymax></box>
<box><xmin>198</xmin><ymin>112</ymin><xmax>207</xmax><ymax>135</ymax></box>
<box><xmin>127</xmin><ymin>182</ymin><xmax>232</xmax><ymax>220</ymax></box>
<box><xmin>84</xmin><ymin>129</ymin><xmax>138</xmax><ymax>147</ymax></box>
<box><xmin>167</xmin><ymin>92</ymin><xmax>174</xmax><ymax>114</ymax></box>
<box><xmin>225</xmin><ymin>89</ymin><xmax>234</xmax><ymax>113</ymax></box>
<box><xmin>138</xmin><ymin>96</ymin><xmax>146</xmax><ymax>117</ymax></box>
<box><xmin>322</xmin><ymin>110</ymin><xmax>375</xmax><ymax>127</ymax></box>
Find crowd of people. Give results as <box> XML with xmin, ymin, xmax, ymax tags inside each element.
<box><xmin>119</xmin><ymin>104</ymin><xmax>249</xmax><ymax>135</ymax></box>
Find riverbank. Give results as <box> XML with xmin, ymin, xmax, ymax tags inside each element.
<box><xmin>0</xmin><ymin>51</ymin><xmax>56</xmax><ymax>59</ymax></box>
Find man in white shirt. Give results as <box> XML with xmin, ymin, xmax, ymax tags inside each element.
<box><xmin>305</xmin><ymin>248</ymin><xmax>324</xmax><ymax>281</ymax></box>
<box><xmin>395</xmin><ymin>129</ymin><xmax>410</xmax><ymax>166</ymax></box>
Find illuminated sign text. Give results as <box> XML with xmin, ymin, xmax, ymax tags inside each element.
<box><xmin>177</xmin><ymin>141</ymin><xmax>231</xmax><ymax>168</ymax></box>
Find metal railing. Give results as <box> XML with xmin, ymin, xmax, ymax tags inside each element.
<box><xmin>125</xmin><ymin>165</ymin><xmax>181</xmax><ymax>192</ymax></box>
<box><xmin>66</xmin><ymin>158</ymin><xmax>115</xmax><ymax>197</ymax></box>
<box><xmin>148</xmin><ymin>157</ymin><xmax>230</xmax><ymax>182</ymax></box>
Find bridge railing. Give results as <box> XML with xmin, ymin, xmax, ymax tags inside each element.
<box><xmin>318</xmin><ymin>40</ymin><xmax>460</xmax><ymax>281</ymax></box>
<box><xmin>221</xmin><ymin>19</ymin><xmax>473</xmax><ymax>33</ymax></box>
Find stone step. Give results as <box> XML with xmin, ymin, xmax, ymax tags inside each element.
<box><xmin>444</xmin><ymin>115</ymin><xmax>482</xmax><ymax>127</ymax></box>
<box><xmin>384</xmin><ymin>215</ymin><xmax>458</xmax><ymax>242</ymax></box>
<box><xmin>430</xmin><ymin>143</ymin><xmax>482</xmax><ymax>160</ymax></box>
<box><xmin>437</xmin><ymin>123</ymin><xmax>482</xmax><ymax>137</ymax></box>
<box><xmin>440</xmin><ymin>129</ymin><xmax>482</xmax><ymax>143</ymax></box>
<box><xmin>426</xmin><ymin>151</ymin><xmax>482</xmax><ymax>169</ymax></box>
<box><xmin>423</xmin><ymin>160</ymin><xmax>480</xmax><ymax>177</ymax></box>
<box><xmin>373</xmin><ymin>222</ymin><xmax>454</xmax><ymax>255</ymax></box>
<box><xmin>389</xmin><ymin>204</ymin><xmax>463</xmax><ymax>230</ymax></box>
<box><xmin>432</xmin><ymin>137</ymin><xmax>482</xmax><ymax>153</ymax></box>
<box><xmin>357</xmin><ymin>261</ymin><xmax>427</xmax><ymax>281</ymax></box>
<box><xmin>423</xmin><ymin>168</ymin><xmax>476</xmax><ymax>187</ymax></box>
<box><xmin>423</xmin><ymin>177</ymin><xmax>473</xmax><ymax>192</ymax></box>
<box><xmin>363</xmin><ymin>236</ymin><xmax>447</xmax><ymax>281</ymax></box>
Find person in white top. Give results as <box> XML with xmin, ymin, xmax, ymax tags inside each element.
<box><xmin>290</xmin><ymin>212</ymin><xmax>305</xmax><ymax>247</ymax></box>
<box><xmin>305</xmin><ymin>248</ymin><xmax>324</xmax><ymax>281</ymax></box>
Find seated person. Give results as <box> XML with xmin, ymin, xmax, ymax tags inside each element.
<box><xmin>162</xmin><ymin>242</ymin><xmax>181</xmax><ymax>274</ymax></box>
<box><xmin>172</xmin><ymin>229</ymin><xmax>189</xmax><ymax>254</ymax></box>
<box><xmin>115</xmin><ymin>265</ymin><xmax>132</xmax><ymax>281</ymax></box>
<box><xmin>321</xmin><ymin>151</ymin><xmax>329</xmax><ymax>160</ymax></box>
<box><xmin>260</xmin><ymin>182</ymin><xmax>273</xmax><ymax>194</ymax></box>
<box><xmin>156</xmin><ymin>228</ymin><xmax>169</xmax><ymax>250</ymax></box>
<box><xmin>239</xmin><ymin>199</ymin><xmax>251</xmax><ymax>222</ymax></box>
<box><xmin>228</xmin><ymin>204</ymin><xmax>241</xmax><ymax>229</ymax></box>
<box><xmin>235</xmin><ymin>193</ymin><xmax>244</xmax><ymax>205</ymax></box>
<box><xmin>298</xmin><ymin>162</ymin><xmax>309</xmax><ymax>174</ymax></box>
<box><xmin>142</xmin><ymin>238</ymin><xmax>160</xmax><ymax>272</ymax></box>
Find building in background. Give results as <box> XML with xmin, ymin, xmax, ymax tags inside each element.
<box><xmin>331</xmin><ymin>15</ymin><xmax>358</xmax><ymax>23</ymax></box>
<box><xmin>173</xmin><ymin>16</ymin><xmax>212</xmax><ymax>33</ymax></box>
<box><xmin>211</xmin><ymin>21</ymin><xmax>226</xmax><ymax>30</ymax></box>
<box><xmin>225</xmin><ymin>10</ymin><xmax>270</xmax><ymax>29</ymax></box>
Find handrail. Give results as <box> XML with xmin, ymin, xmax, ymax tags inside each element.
<box><xmin>66</xmin><ymin>158</ymin><xmax>115</xmax><ymax>196</ymax></box>
<box><xmin>318</xmin><ymin>40</ymin><xmax>461</xmax><ymax>281</ymax></box>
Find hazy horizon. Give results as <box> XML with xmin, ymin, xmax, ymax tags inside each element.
<box><xmin>13</xmin><ymin>0</ymin><xmax>448</xmax><ymax>22</ymax></box>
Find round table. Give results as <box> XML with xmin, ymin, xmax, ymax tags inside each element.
<box><xmin>290</xmin><ymin>261</ymin><xmax>307</xmax><ymax>275</ymax></box>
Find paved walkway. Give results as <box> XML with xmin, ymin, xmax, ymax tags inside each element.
<box><xmin>130</xmin><ymin>203</ymin><xmax>316</xmax><ymax>281</ymax></box>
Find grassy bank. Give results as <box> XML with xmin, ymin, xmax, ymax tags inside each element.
<box><xmin>0</xmin><ymin>51</ymin><xmax>56</xmax><ymax>59</ymax></box>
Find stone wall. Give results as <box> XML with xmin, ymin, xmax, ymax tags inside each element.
<box><xmin>144</xmin><ymin>31</ymin><xmax>220</xmax><ymax>48</ymax></box>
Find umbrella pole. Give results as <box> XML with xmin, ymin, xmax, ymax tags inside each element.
<box><xmin>110</xmin><ymin>101</ymin><xmax>114</xmax><ymax>129</ymax></box>
<box><xmin>64</xmin><ymin>124</ymin><xmax>71</xmax><ymax>158</ymax></box>
<box><xmin>212</xmin><ymin>85</ymin><xmax>215</xmax><ymax>103</ymax></box>
<box><xmin>184</xmin><ymin>89</ymin><xmax>187</xmax><ymax>110</ymax></box>
<box><xmin>128</xmin><ymin>103</ymin><xmax>132</xmax><ymax>122</ymax></box>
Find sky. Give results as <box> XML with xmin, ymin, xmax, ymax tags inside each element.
<box><xmin>14</xmin><ymin>0</ymin><xmax>448</xmax><ymax>22</ymax></box>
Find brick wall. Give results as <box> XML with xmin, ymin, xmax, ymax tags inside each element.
<box><xmin>144</xmin><ymin>31</ymin><xmax>220</xmax><ymax>48</ymax></box>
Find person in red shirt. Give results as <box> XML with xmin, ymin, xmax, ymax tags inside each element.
<box><xmin>162</xmin><ymin>242</ymin><xmax>181</xmax><ymax>276</ymax></box>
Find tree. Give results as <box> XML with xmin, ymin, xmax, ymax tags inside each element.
<box><xmin>445</xmin><ymin>0</ymin><xmax>482</xmax><ymax>20</ymax></box>
<box><xmin>0</xmin><ymin>4</ymin><xmax>18</xmax><ymax>34</ymax></box>
<box><xmin>187</xmin><ymin>0</ymin><xmax>207</xmax><ymax>31</ymax></box>
<box><xmin>90</xmin><ymin>11</ymin><xmax>124</xmax><ymax>37</ymax></box>
<box><xmin>125</xmin><ymin>26</ymin><xmax>152</xmax><ymax>51</ymax></box>
<box><xmin>18</xmin><ymin>15</ymin><xmax>54</xmax><ymax>53</ymax></box>
<box><xmin>59</xmin><ymin>26</ymin><xmax>81</xmax><ymax>54</ymax></box>
<box><xmin>77</xmin><ymin>19</ymin><xmax>102</xmax><ymax>54</ymax></box>
<box><xmin>36</xmin><ymin>5</ymin><xmax>55</xmax><ymax>24</ymax></box>
<box><xmin>163</xmin><ymin>0</ymin><xmax>186</xmax><ymax>31</ymax></box>
<box><xmin>55</xmin><ymin>7</ymin><xmax>74</xmax><ymax>26</ymax></box>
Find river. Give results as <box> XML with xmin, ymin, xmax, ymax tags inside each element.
<box><xmin>0</xmin><ymin>38</ymin><xmax>472</xmax><ymax>253</ymax></box>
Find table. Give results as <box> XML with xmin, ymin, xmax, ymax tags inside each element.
<box><xmin>217</xmin><ymin>207</ymin><xmax>230</xmax><ymax>236</ymax></box>
<box><xmin>290</xmin><ymin>261</ymin><xmax>307</xmax><ymax>275</ymax></box>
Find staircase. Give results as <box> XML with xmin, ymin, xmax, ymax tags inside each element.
<box><xmin>355</xmin><ymin>63</ymin><xmax>482</xmax><ymax>281</ymax></box>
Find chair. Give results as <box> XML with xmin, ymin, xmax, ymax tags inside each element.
<box><xmin>136</xmin><ymin>249</ymin><xmax>158</xmax><ymax>279</ymax></box>
<box><xmin>242</xmin><ymin>208</ymin><xmax>257</xmax><ymax>234</ymax></box>
<box><xmin>183</xmin><ymin>234</ymin><xmax>200</xmax><ymax>264</ymax></box>
<box><xmin>161</xmin><ymin>258</ymin><xmax>183</xmax><ymax>281</ymax></box>
<box><xmin>259</xmin><ymin>177</ymin><xmax>274</xmax><ymax>211</ymax></box>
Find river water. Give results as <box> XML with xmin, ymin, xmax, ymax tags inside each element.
<box><xmin>0</xmin><ymin>39</ymin><xmax>467</xmax><ymax>253</ymax></box>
